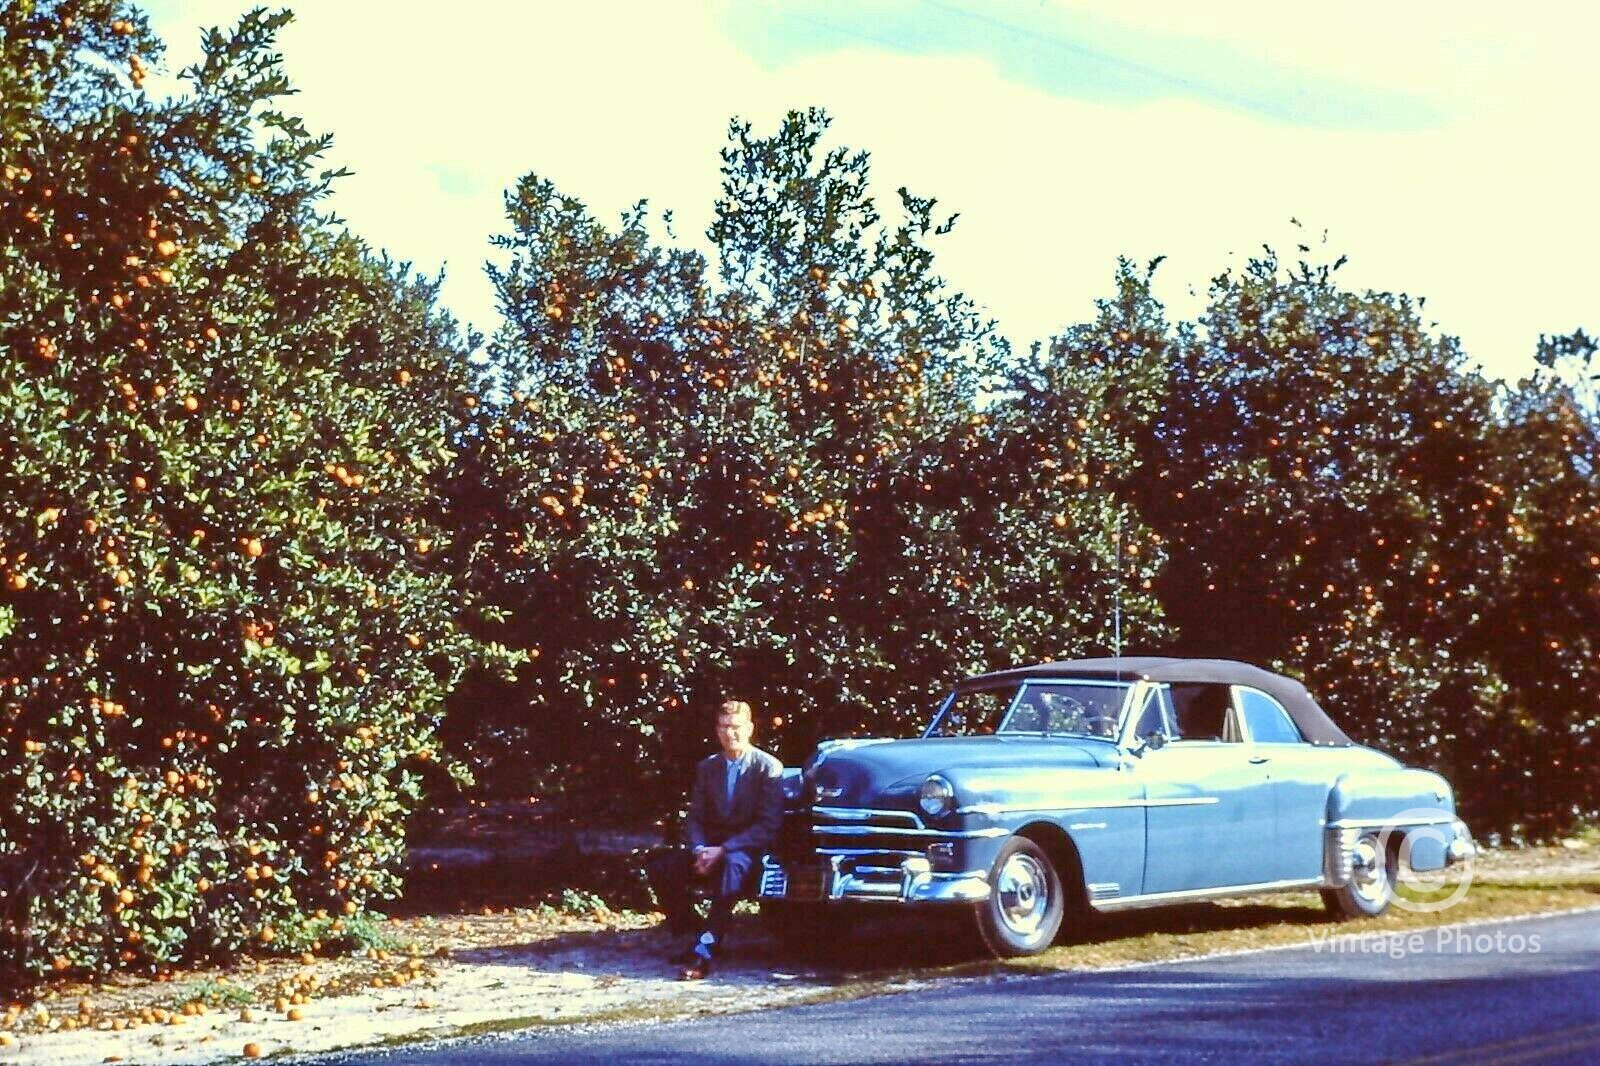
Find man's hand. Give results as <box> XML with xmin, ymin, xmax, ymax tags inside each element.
<box><xmin>692</xmin><ymin>845</ymin><xmax>725</xmax><ymax>876</ymax></box>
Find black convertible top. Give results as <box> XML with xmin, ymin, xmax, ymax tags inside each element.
<box><xmin>960</xmin><ymin>656</ymin><xmax>1353</xmax><ymax>747</ymax></box>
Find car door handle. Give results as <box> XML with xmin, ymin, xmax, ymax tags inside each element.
<box><xmin>1248</xmin><ymin>755</ymin><xmax>1270</xmax><ymax>765</ymax></box>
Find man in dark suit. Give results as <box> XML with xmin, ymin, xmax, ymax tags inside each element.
<box><xmin>647</xmin><ymin>699</ymin><xmax>784</xmax><ymax>980</ymax></box>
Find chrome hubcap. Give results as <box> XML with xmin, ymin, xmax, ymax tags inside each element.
<box><xmin>1350</xmin><ymin>836</ymin><xmax>1389</xmax><ymax>904</ymax></box>
<box><xmin>996</xmin><ymin>853</ymin><xmax>1051</xmax><ymax>937</ymax></box>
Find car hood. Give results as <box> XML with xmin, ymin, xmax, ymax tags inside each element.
<box><xmin>807</xmin><ymin>734</ymin><xmax>1114</xmax><ymax>806</ymax></box>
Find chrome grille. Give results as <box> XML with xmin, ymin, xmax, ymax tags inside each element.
<box><xmin>812</xmin><ymin>806</ymin><xmax>926</xmax><ymax>831</ymax></box>
<box><xmin>812</xmin><ymin>806</ymin><xmax>930</xmax><ymax>857</ymax></box>
<box><xmin>758</xmin><ymin>863</ymin><xmax>789</xmax><ymax>898</ymax></box>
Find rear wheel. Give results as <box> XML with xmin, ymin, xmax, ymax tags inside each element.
<box><xmin>1322</xmin><ymin>831</ymin><xmax>1397</xmax><ymax>920</ymax></box>
<box><xmin>973</xmin><ymin>837</ymin><xmax>1064</xmax><ymax>957</ymax></box>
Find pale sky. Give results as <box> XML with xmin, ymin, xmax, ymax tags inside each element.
<box><xmin>139</xmin><ymin>1</ymin><xmax>1598</xmax><ymax>383</ymax></box>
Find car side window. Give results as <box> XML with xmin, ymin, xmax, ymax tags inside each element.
<box><xmin>1236</xmin><ymin>688</ymin><xmax>1302</xmax><ymax>743</ymax></box>
<box><xmin>1167</xmin><ymin>683</ymin><xmax>1239</xmax><ymax>742</ymax></box>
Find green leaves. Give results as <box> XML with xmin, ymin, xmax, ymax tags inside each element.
<box><xmin>0</xmin><ymin>2</ymin><xmax>499</xmax><ymax>978</ymax></box>
<box><xmin>452</xmin><ymin>111</ymin><xmax>1166</xmax><ymax>805</ymax></box>
<box><xmin>1105</xmin><ymin>243</ymin><xmax>1600</xmax><ymax>840</ymax></box>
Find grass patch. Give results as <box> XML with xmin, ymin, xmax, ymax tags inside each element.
<box><xmin>328</xmin><ymin>911</ymin><xmax>404</xmax><ymax>954</ymax></box>
<box><xmin>753</xmin><ymin>875</ymin><xmax>1600</xmax><ymax>983</ymax></box>
<box><xmin>344</xmin><ymin>879</ymin><xmax>1600</xmax><ymax>1061</ymax></box>
<box><xmin>534</xmin><ymin>888</ymin><xmax>613</xmax><ymax>921</ymax></box>
<box><xmin>168</xmin><ymin>977</ymin><xmax>255</xmax><ymax>1010</ymax></box>
<box><xmin>989</xmin><ymin>876</ymin><xmax>1600</xmax><ymax>975</ymax></box>
<box><xmin>199</xmin><ymin>874</ymin><xmax>1600</xmax><ymax>1063</ymax></box>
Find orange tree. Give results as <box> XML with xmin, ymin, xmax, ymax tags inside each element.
<box><xmin>0</xmin><ymin>3</ymin><xmax>500</xmax><ymax>977</ymax></box>
<box><xmin>449</xmin><ymin>111</ymin><xmax>1161</xmax><ymax>804</ymax></box>
<box><xmin>1096</xmin><ymin>247</ymin><xmax>1598</xmax><ymax>836</ymax></box>
<box><xmin>1472</xmin><ymin>335</ymin><xmax>1600</xmax><ymax>836</ymax></box>
<box><xmin>993</xmin><ymin>260</ymin><xmax>1171</xmax><ymax>663</ymax></box>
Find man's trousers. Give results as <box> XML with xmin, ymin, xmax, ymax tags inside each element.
<box><xmin>645</xmin><ymin>846</ymin><xmax>758</xmax><ymax>940</ymax></box>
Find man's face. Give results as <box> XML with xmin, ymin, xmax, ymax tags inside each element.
<box><xmin>715</xmin><ymin>711</ymin><xmax>753</xmax><ymax>759</ymax></box>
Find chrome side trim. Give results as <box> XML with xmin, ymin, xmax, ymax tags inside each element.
<box><xmin>1090</xmin><ymin>877</ymin><xmax>1325</xmax><ymax>912</ymax></box>
<box><xmin>957</xmin><ymin>796</ymin><xmax>1220</xmax><ymax>817</ymax></box>
<box><xmin>817</xmin><ymin>847</ymin><xmax>922</xmax><ymax>859</ymax></box>
<box><xmin>813</xmin><ymin>824</ymin><xmax>1009</xmax><ymax>839</ymax></box>
<box><xmin>813</xmin><ymin>806</ymin><xmax>925</xmax><ymax>828</ymax></box>
<box><xmin>1327</xmin><ymin>814</ymin><xmax>1457</xmax><ymax>830</ymax></box>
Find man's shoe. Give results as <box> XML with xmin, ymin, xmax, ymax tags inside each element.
<box><xmin>678</xmin><ymin>931</ymin><xmax>716</xmax><ymax>980</ymax></box>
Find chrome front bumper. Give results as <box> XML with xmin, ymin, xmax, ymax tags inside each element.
<box><xmin>1446</xmin><ymin>820</ymin><xmax>1475</xmax><ymax>865</ymax></box>
<box><xmin>1323</xmin><ymin>816</ymin><xmax>1476</xmax><ymax>885</ymax></box>
<box><xmin>759</xmin><ymin>854</ymin><xmax>990</xmax><ymax>904</ymax></box>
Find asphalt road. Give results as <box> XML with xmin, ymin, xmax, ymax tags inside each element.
<box><xmin>317</xmin><ymin>908</ymin><xmax>1600</xmax><ymax>1065</ymax></box>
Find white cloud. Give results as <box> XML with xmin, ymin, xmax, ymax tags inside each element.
<box><xmin>142</xmin><ymin>1</ymin><xmax>1599</xmax><ymax>380</ymax></box>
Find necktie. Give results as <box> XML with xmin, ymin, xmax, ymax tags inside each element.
<box><xmin>725</xmin><ymin>757</ymin><xmax>739</xmax><ymax>808</ymax></box>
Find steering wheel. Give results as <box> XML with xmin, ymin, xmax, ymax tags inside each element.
<box><xmin>1045</xmin><ymin>694</ymin><xmax>1090</xmax><ymax>734</ymax></box>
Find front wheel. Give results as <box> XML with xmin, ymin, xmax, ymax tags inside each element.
<box><xmin>1322</xmin><ymin>831</ymin><xmax>1397</xmax><ymax>920</ymax></box>
<box><xmin>973</xmin><ymin>837</ymin><xmax>1064</xmax><ymax>957</ymax></box>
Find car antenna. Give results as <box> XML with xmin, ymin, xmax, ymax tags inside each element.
<box><xmin>1113</xmin><ymin>507</ymin><xmax>1123</xmax><ymax>660</ymax></box>
<box><xmin>1112</xmin><ymin>505</ymin><xmax>1124</xmax><ymax>692</ymax></box>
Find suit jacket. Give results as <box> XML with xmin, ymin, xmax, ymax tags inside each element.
<box><xmin>684</xmin><ymin>747</ymin><xmax>784</xmax><ymax>853</ymax></box>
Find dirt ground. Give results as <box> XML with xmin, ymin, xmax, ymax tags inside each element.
<box><xmin>0</xmin><ymin>829</ymin><xmax>1595</xmax><ymax>1066</ymax></box>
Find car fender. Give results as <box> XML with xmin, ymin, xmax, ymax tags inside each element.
<box><xmin>1325</xmin><ymin>767</ymin><xmax>1456</xmax><ymax>825</ymax></box>
<box><xmin>1325</xmin><ymin>767</ymin><xmax>1459</xmax><ymax>878</ymax></box>
<box><xmin>936</xmin><ymin>764</ymin><xmax>1145</xmax><ymax>900</ymax></box>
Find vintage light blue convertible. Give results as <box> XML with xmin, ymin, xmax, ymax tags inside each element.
<box><xmin>759</xmin><ymin>657</ymin><xmax>1475</xmax><ymax>957</ymax></box>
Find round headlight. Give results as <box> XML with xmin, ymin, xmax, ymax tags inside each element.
<box><xmin>919</xmin><ymin>774</ymin><xmax>956</xmax><ymax>818</ymax></box>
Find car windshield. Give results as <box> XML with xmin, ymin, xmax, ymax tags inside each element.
<box><xmin>925</xmin><ymin>680</ymin><xmax>1133</xmax><ymax>739</ymax></box>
